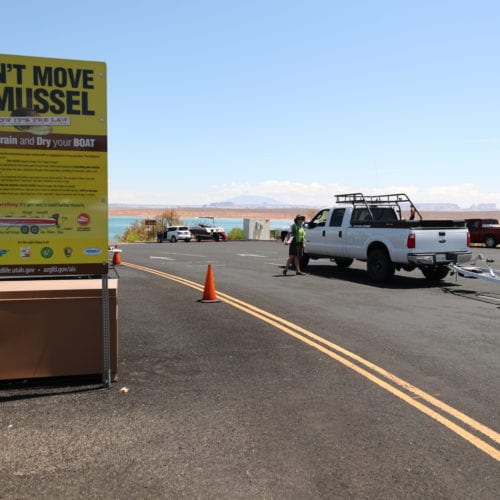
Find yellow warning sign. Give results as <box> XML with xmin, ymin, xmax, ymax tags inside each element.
<box><xmin>0</xmin><ymin>54</ymin><xmax>107</xmax><ymax>276</ymax></box>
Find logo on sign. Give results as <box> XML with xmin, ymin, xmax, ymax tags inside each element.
<box><xmin>84</xmin><ymin>247</ymin><xmax>102</xmax><ymax>256</ymax></box>
<box><xmin>41</xmin><ymin>247</ymin><xmax>54</xmax><ymax>258</ymax></box>
<box><xmin>77</xmin><ymin>213</ymin><xmax>91</xmax><ymax>226</ymax></box>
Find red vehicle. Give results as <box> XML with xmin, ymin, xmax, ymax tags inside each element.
<box><xmin>465</xmin><ymin>218</ymin><xmax>500</xmax><ymax>248</ymax></box>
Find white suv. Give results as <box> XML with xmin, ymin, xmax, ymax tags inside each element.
<box><xmin>163</xmin><ymin>226</ymin><xmax>192</xmax><ymax>243</ymax></box>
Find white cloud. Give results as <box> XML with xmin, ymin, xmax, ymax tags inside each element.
<box><xmin>211</xmin><ymin>181</ymin><xmax>500</xmax><ymax>208</ymax></box>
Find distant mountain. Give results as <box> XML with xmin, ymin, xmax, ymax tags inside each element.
<box><xmin>469</xmin><ymin>203</ymin><xmax>497</xmax><ymax>210</ymax></box>
<box><xmin>416</xmin><ymin>203</ymin><xmax>462</xmax><ymax>211</ymax></box>
<box><xmin>209</xmin><ymin>195</ymin><xmax>292</xmax><ymax>207</ymax></box>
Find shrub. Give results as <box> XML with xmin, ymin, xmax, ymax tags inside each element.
<box><xmin>156</xmin><ymin>209</ymin><xmax>182</xmax><ymax>232</ymax></box>
<box><xmin>270</xmin><ymin>229</ymin><xmax>282</xmax><ymax>240</ymax></box>
<box><xmin>118</xmin><ymin>208</ymin><xmax>182</xmax><ymax>242</ymax></box>
<box><xmin>227</xmin><ymin>227</ymin><xmax>244</xmax><ymax>240</ymax></box>
<box><xmin>119</xmin><ymin>220</ymin><xmax>150</xmax><ymax>242</ymax></box>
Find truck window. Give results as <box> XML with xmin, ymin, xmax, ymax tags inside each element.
<box><xmin>330</xmin><ymin>208</ymin><xmax>345</xmax><ymax>227</ymax></box>
<box><xmin>483</xmin><ymin>219</ymin><xmax>499</xmax><ymax>227</ymax></box>
<box><xmin>310</xmin><ymin>209</ymin><xmax>329</xmax><ymax>227</ymax></box>
<box><xmin>352</xmin><ymin>208</ymin><xmax>371</xmax><ymax>223</ymax></box>
<box><xmin>352</xmin><ymin>208</ymin><xmax>397</xmax><ymax>223</ymax></box>
<box><xmin>376</xmin><ymin>208</ymin><xmax>398</xmax><ymax>221</ymax></box>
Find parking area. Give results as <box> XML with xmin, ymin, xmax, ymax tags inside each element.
<box><xmin>1</xmin><ymin>242</ymin><xmax>499</xmax><ymax>498</ymax></box>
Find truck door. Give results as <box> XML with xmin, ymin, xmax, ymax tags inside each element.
<box><xmin>305</xmin><ymin>209</ymin><xmax>330</xmax><ymax>254</ymax></box>
<box><xmin>324</xmin><ymin>208</ymin><xmax>346</xmax><ymax>257</ymax></box>
<box><xmin>465</xmin><ymin>219</ymin><xmax>480</xmax><ymax>243</ymax></box>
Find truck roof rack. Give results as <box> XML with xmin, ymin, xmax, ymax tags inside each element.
<box><xmin>335</xmin><ymin>193</ymin><xmax>422</xmax><ymax>221</ymax></box>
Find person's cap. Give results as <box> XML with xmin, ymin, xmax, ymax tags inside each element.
<box><xmin>295</xmin><ymin>214</ymin><xmax>305</xmax><ymax>220</ymax></box>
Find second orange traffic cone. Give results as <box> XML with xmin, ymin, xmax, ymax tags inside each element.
<box><xmin>199</xmin><ymin>264</ymin><xmax>220</xmax><ymax>303</ymax></box>
<box><xmin>112</xmin><ymin>245</ymin><xmax>122</xmax><ymax>265</ymax></box>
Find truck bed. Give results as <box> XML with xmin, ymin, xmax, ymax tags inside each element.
<box><xmin>351</xmin><ymin>219</ymin><xmax>466</xmax><ymax>229</ymax></box>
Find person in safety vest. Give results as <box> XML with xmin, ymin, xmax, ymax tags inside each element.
<box><xmin>282</xmin><ymin>215</ymin><xmax>307</xmax><ymax>276</ymax></box>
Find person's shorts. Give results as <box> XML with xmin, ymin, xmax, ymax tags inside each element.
<box><xmin>288</xmin><ymin>241</ymin><xmax>304</xmax><ymax>257</ymax></box>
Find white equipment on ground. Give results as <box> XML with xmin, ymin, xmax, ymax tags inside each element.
<box><xmin>449</xmin><ymin>254</ymin><xmax>500</xmax><ymax>284</ymax></box>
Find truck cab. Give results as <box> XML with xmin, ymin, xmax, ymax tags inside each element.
<box><xmin>306</xmin><ymin>206</ymin><xmax>399</xmax><ymax>259</ymax></box>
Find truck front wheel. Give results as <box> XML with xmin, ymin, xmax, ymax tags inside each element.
<box><xmin>421</xmin><ymin>266</ymin><xmax>449</xmax><ymax>281</ymax></box>
<box><xmin>367</xmin><ymin>249</ymin><xmax>395</xmax><ymax>282</ymax></box>
<box><xmin>484</xmin><ymin>235</ymin><xmax>496</xmax><ymax>248</ymax></box>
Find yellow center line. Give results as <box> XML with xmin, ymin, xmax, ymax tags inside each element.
<box><xmin>123</xmin><ymin>261</ymin><xmax>500</xmax><ymax>462</ymax></box>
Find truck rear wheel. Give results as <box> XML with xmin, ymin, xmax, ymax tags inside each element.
<box><xmin>484</xmin><ymin>235</ymin><xmax>496</xmax><ymax>248</ymax></box>
<box><xmin>421</xmin><ymin>266</ymin><xmax>449</xmax><ymax>281</ymax></box>
<box><xmin>367</xmin><ymin>249</ymin><xmax>395</xmax><ymax>282</ymax></box>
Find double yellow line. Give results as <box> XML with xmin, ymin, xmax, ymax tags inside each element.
<box><xmin>124</xmin><ymin>261</ymin><xmax>500</xmax><ymax>462</ymax></box>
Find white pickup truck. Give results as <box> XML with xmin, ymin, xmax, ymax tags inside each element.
<box><xmin>302</xmin><ymin>193</ymin><xmax>472</xmax><ymax>282</ymax></box>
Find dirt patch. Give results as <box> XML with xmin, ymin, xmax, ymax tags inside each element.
<box><xmin>108</xmin><ymin>206</ymin><xmax>314</xmax><ymax>221</ymax></box>
<box><xmin>109</xmin><ymin>206</ymin><xmax>500</xmax><ymax>222</ymax></box>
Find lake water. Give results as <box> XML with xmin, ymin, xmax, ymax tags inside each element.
<box><xmin>108</xmin><ymin>215</ymin><xmax>291</xmax><ymax>241</ymax></box>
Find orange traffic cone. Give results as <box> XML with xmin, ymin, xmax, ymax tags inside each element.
<box><xmin>199</xmin><ymin>264</ymin><xmax>220</xmax><ymax>303</ymax></box>
<box><xmin>112</xmin><ymin>245</ymin><xmax>122</xmax><ymax>265</ymax></box>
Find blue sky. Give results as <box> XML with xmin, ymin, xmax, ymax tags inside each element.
<box><xmin>2</xmin><ymin>1</ymin><xmax>499</xmax><ymax>207</ymax></box>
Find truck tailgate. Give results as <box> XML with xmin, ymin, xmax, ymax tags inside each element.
<box><xmin>414</xmin><ymin>228</ymin><xmax>469</xmax><ymax>253</ymax></box>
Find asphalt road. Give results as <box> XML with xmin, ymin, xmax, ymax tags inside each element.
<box><xmin>1</xmin><ymin>240</ymin><xmax>499</xmax><ymax>498</ymax></box>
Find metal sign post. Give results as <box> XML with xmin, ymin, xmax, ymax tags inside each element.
<box><xmin>102</xmin><ymin>273</ymin><xmax>111</xmax><ymax>388</ymax></box>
